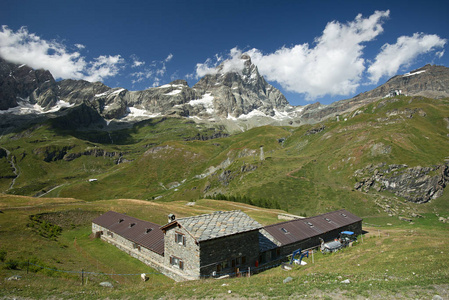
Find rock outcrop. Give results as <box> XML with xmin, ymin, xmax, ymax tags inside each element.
<box><xmin>354</xmin><ymin>162</ymin><xmax>449</xmax><ymax>203</ymax></box>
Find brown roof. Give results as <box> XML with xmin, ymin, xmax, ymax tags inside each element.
<box><xmin>262</xmin><ymin>209</ymin><xmax>362</xmax><ymax>246</ymax></box>
<box><xmin>161</xmin><ymin>210</ymin><xmax>262</xmax><ymax>242</ymax></box>
<box><xmin>92</xmin><ymin>211</ymin><xmax>164</xmax><ymax>255</ymax></box>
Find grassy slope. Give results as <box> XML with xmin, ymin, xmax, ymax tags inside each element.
<box><xmin>0</xmin><ymin>195</ymin><xmax>448</xmax><ymax>299</ymax></box>
<box><xmin>0</xmin><ymin>96</ymin><xmax>448</xmax><ymax>219</ymax></box>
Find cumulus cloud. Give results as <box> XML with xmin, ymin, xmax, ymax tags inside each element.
<box><xmin>367</xmin><ymin>33</ymin><xmax>447</xmax><ymax>83</ymax></box>
<box><xmin>194</xmin><ymin>11</ymin><xmax>391</xmax><ymax>100</ymax></box>
<box><xmin>195</xmin><ymin>47</ymin><xmax>245</xmax><ymax>78</ymax></box>
<box><xmin>251</xmin><ymin>10</ymin><xmax>391</xmax><ymax>99</ymax></box>
<box><xmin>0</xmin><ymin>25</ymin><xmax>124</xmax><ymax>82</ymax></box>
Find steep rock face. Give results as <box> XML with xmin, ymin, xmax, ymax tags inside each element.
<box><xmin>128</xmin><ymin>80</ymin><xmax>201</xmax><ymax>115</ymax></box>
<box><xmin>192</xmin><ymin>54</ymin><xmax>289</xmax><ymax>118</ymax></box>
<box><xmin>58</xmin><ymin>79</ymin><xmax>110</xmax><ymax>104</ymax></box>
<box><xmin>0</xmin><ymin>58</ymin><xmax>56</xmax><ymax>110</ymax></box>
<box><xmin>354</xmin><ymin>163</ymin><xmax>449</xmax><ymax>203</ymax></box>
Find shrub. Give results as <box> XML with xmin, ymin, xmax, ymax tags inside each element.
<box><xmin>5</xmin><ymin>259</ymin><xmax>19</xmax><ymax>270</ymax></box>
<box><xmin>0</xmin><ymin>249</ymin><xmax>6</xmax><ymax>262</ymax></box>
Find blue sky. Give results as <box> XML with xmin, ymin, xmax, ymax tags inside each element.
<box><xmin>1</xmin><ymin>0</ymin><xmax>448</xmax><ymax>106</ymax></box>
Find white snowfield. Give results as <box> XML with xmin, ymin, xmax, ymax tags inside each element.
<box><xmin>0</xmin><ymin>99</ymin><xmax>73</xmax><ymax>115</ymax></box>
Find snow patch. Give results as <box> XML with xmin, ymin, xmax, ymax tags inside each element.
<box><xmin>157</xmin><ymin>84</ymin><xmax>185</xmax><ymax>89</ymax></box>
<box><xmin>0</xmin><ymin>99</ymin><xmax>73</xmax><ymax>115</ymax></box>
<box><xmin>118</xmin><ymin>106</ymin><xmax>161</xmax><ymax>122</ymax></box>
<box><xmin>165</xmin><ymin>89</ymin><xmax>182</xmax><ymax>96</ymax></box>
<box><xmin>94</xmin><ymin>88</ymin><xmax>125</xmax><ymax>98</ymax></box>
<box><xmin>111</xmin><ymin>88</ymin><xmax>125</xmax><ymax>95</ymax></box>
<box><xmin>187</xmin><ymin>93</ymin><xmax>215</xmax><ymax>114</ymax></box>
<box><xmin>403</xmin><ymin>70</ymin><xmax>426</xmax><ymax>77</ymax></box>
<box><xmin>236</xmin><ymin>109</ymin><xmax>268</xmax><ymax>120</ymax></box>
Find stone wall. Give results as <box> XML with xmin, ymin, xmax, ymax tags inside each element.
<box><xmin>163</xmin><ymin>225</ymin><xmax>200</xmax><ymax>279</ymax></box>
<box><xmin>199</xmin><ymin>230</ymin><xmax>260</xmax><ymax>277</ymax></box>
<box><xmin>92</xmin><ymin>223</ymin><xmax>189</xmax><ymax>282</ymax></box>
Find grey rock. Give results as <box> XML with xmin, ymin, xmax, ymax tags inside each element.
<box><xmin>99</xmin><ymin>281</ymin><xmax>113</xmax><ymax>288</ymax></box>
<box><xmin>354</xmin><ymin>162</ymin><xmax>449</xmax><ymax>203</ymax></box>
<box><xmin>340</xmin><ymin>279</ymin><xmax>350</xmax><ymax>284</ymax></box>
<box><xmin>7</xmin><ymin>275</ymin><xmax>21</xmax><ymax>281</ymax></box>
<box><xmin>283</xmin><ymin>276</ymin><xmax>293</xmax><ymax>284</ymax></box>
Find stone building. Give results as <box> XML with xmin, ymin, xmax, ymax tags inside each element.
<box><xmin>92</xmin><ymin>209</ymin><xmax>362</xmax><ymax>281</ymax></box>
<box><xmin>160</xmin><ymin>210</ymin><xmax>262</xmax><ymax>279</ymax></box>
<box><xmin>259</xmin><ymin>209</ymin><xmax>362</xmax><ymax>264</ymax></box>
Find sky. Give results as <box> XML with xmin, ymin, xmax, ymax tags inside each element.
<box><xmin>1</xmin><ymin>0</ymin><xmax>448</xmax><ymax>106</ymax></box>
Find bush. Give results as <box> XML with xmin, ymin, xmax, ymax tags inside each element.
<box><xmin>5</xmin><ymin>259</ymin><xmax>19</xmax><ymax>270</ymax></box>
<box><xmin>0</xmin><ymin>249</ymin><xmax>6</xmax><ymax>262</ymax></box>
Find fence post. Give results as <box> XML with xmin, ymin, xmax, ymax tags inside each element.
<box><xmin>81</xmin><ymin>269</ymin><xmax>84</xmax><ymax>285</ymax></box>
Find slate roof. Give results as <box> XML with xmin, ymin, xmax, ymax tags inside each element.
<box><xmin>262</xmin><ymin>209</ymin><xmax>362</xmax><ymax>247</ymax></box>
<box><xmin>92</xmin><ymin>211</ymin><xmax>164</xmax><ymax>255</ymax></box>
<box><xmin>162</xmin><ymin>210</ymin><xmax>262</xmax><ymax>242</ymax></box>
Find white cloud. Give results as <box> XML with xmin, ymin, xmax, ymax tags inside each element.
<box><xmin>0</xmin><ymin>25</ymin><xmax>124</xmax><ymax>82</ymax></box>
<box><xmin>367</xmin><ymin>33</ymin><xmax>447</xmax><ymax>83</ymax></box>
<box><xmin>130</xmin><ymin>54</ymin><xmax>174</xmax><ymax>87</ymax></box>
<box><xmin>84</xmin><ymin>55</ymin><xmax>124</xmax><ymax>82</ymax></box>
<box><xmin>194</xmin><ymin>47</ymin><xmax>246</xmax><ymax>78</ymax></box>
<box><xmin>131</xmin><ymin>54</ymin><xmax>145</xmax><ymax>68</ymax></box>
<box><xmin>165</xmin><ymin>53</ymin><xmax>173</xmax><ymax>62</ymax></box>
<box><xmin>251</xmin><ymin>10</ymin><xmax>391</xmax><ymax>100</ymax></box>
<box><xmin>194</xmin><ymin>11</ymin><xmax>390</xmax><ymax>100</ymax></box>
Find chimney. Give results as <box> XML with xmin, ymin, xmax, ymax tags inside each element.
<box><xmin>168</xmin><ymin>214</ymin><xmax>176</xmax><ymax>223</ymax></box>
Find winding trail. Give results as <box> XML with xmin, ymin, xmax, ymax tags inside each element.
<box><xmin>1</xmin><ymin>146</ymin><xmax>20</xmax><ymax>190</ymax></box>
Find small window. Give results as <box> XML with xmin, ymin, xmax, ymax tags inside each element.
<box><xmin>306</xmin><ymin>222</ymin><xmax>314</xmax><ymax>227</ymax></box>
<box><xmin>341</xmin><ymin>213</ymin><xmax>347</xmax><ymax>218</ymax></box>
<box><xmin>324</xmin><ymin>218</ymin><xmax>331</xmax><ymax>222</ymax></box>
<box><xmin>145</xmin><ymin>228</ymin><xmax>153</xmax><ymax>234</ymax></box>
<box><xmin>170</xmin><ymin>256</ymin><xmax>184</xmax><ymax>270</ymax></box>
<box><xmin>129</xmin><ymin>223</ymin><xmax>136</xmax><ymax>228</ymax></box>
<box><xmin>281</xmin><ymin>227</ymin><xmax>289</xmax><ymax>233</ymax></box>
<box><xmin>118</xmin><ymin>219</ymin><xmax>124</xmax><ymax>223</ymax></box>
<box><xmin>175</xmin><ymin>232</ymin><xmax>186</xmax><ymax>246</ymax></box>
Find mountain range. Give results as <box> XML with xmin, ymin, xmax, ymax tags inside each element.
<box><xmin>2</xmin><ymin>55</ymin><xmax>449</xmax><ymax>134</ymax></box>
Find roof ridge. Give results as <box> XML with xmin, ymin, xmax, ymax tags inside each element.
<box><xmin>262</xmin><ymin>209</ymin><xmax>351</xmax><ymax>229</ymax></box>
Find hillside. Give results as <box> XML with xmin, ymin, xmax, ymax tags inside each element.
<box><xmin>1</xmin><ymin>94</ymin><xmax>448</xmax><ymax>218</ymax></box>
<box><xmin>0</xmin><ymin>195</ymin><xmax>448</xmax><ymax>299</ymax></box>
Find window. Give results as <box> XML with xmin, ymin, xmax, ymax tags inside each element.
<box><xmin>341</xmin><ymin>213</ymin><xmax>347</xmax><ymax>218</ymax></box>
<box><xmin>306</xmin><ymin>222</ymin><xmax>314</xmax><ymax>227</ymax></box>
<box><xmin>324</xmin><ymin>218</ymin><xmax>331</xmax><ymax>223</ymax></box>
<box><xmin>175</xmin><ymin>232</ymin><xmax>186</xmax><ymax>246</ymax></box>
<box><xmin>170</xmin><ymin>256</ymin><xmax>184</xmax><ymax>270</ymax></box>
<box><xmin>118</xmin><ymin>219</ymin><xmax>124</xmax><ymax>223</ymax></box>
<box><xmin>132</xmin><ymin>243</ymin><xmax>141</xmax><ymax>251</ymax></box>
<box><xmin>281</xmin><ymin>227</ymin><xmax>289</xmax><ymax>234</ymax></box>
<box><xmin>129</xmin><ymin>223</ymin><xmax>136</xmax><ymax>228</ymax></box>
<box><xmin>145</xmin><ymin>228</ymin><xmax>153</xmax><ymax>234</ymax></box>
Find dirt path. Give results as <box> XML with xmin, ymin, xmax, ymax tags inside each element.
<box><xmin>286</xmin><ymin>167</ymin><xmax>309</xmax><ymax>180</ymax></box>
<box><xmin>1</xmin><ymin>146</ymin><xmax>20</xmax><ymax>190</ymax></box>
